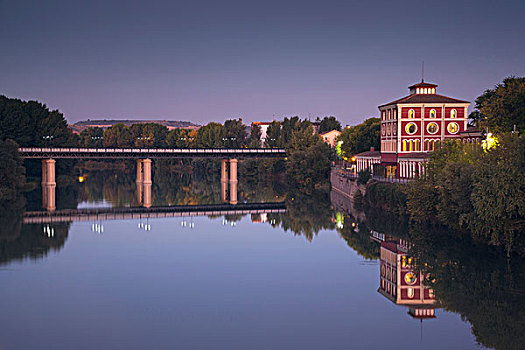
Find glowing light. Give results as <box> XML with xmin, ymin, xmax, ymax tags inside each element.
<box><xmin>78</xmin><ymin>176</ymin><xmax>85</xmax><ymax>183</ymax></box>
<box><xmin>336</xmin><ymin>141</ymin><xmax>343</xmax><ymax>156</ymax></box>
<box><xmin>482</xmin><ymin>132</ymin><xmax>498</xmax><ymax>151</ymax></box>
<box><xmin>336</xmin><ymin>212</ymin><xmax>344</xmax><ymax>229</ymax></box>
<box><xmin>351</xmin><ymin>156</ymin><xmax>356</xmax><ymax>162</ymax></box>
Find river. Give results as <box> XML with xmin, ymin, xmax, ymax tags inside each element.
<box><xmin>0</xmin><ymin>167</ymin><xmax>522</xmax><ymax>350</ymax></box>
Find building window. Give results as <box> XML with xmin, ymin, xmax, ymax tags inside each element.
<box><xmin>407</xmin><ymin>288</ymin><xmax>414</xmax><ymax>298</ymax></box>
<box><xmin>447</xmin><ymin>122</ymin><xmax>459</xmax><ymax>134</ymax></box>
<box><xmin>405</xmin><ymin>122</ymin><xmax>417</xmax><ymax>135</ymax></box>
<box><xmin>427</xmin><ymin>122</ymin><xmax>438</xmax><ymax>134</ymax></box>
<box><xmin>402</xmin><ymin>140</ymin><xmax>407</xmax><ymax>151</ymax></box>
<box><xmin>451</xmin><ymin>109</ymin><xmax>457</xmax><ymax>118</ymax></box>
<box><xmin>429</xmin><ymin>109</ymin><xmax>436</xmax><ymax>118</ymax></box>
<box><xmin>408</xmin><ymin>109</ymin><xmax>415</xmax><ymax>119</ymax></box>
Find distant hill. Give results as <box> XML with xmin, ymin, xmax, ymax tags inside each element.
<box><xmin>70</xmin><ymin>119</ymin><xmax>201</xmax><ymax>133</ymax></box>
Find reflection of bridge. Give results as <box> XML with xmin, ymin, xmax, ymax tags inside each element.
<box><xmin>23</xmin><ymin>202</ymin><xmax>287</xmax><ymax>224</ymax></box>
<box><xmin>21</xmin><ymin>147</ymin><xmax>287</xmax><ymax>210</ymax></box>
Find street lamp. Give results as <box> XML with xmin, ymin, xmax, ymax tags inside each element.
<box><xmin>42</xmin><ymin>135</ymin><xmax>54</xmax><ymax>147</ymax></box>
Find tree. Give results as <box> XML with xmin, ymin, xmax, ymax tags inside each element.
<box><xmin>285</xmin><ymin>125</ymin><xmax>333</xmax><ymax>187</ymax></box>
<box><xmin>470</xmin><ymin>76</ymin><xmax>525</xmax><ymax>134</ymax></box>
<box><xmin>197</xmin><ymin>122</ymin><xmax>225</xmax><ymax>148</ymax></box>
<box><xmin>338</xmin><ymin>118</ymin><xmax>380</xmax><ymax>157</ymax></box>
<box><xmin>79</xmin><ymin>127</ymin><xmax>104</xmax><ymax>147</ymax></box>
<box><xmin>103</xmin><ymin>124</ymin><xmax>133</xmax><ymax>147</ymax></box>
<box><xmin>264</xmin><ymin>121</ymin><xmax>281</xmax><ymax>148</ymax></box>
<box><xmin>130</xmin><ymin>123</ymin><xmax>168</xmax><ymax>148</ymax></box>
<box><xmin>0</xmin><ymin>95</ymin><xmax>76</xmax><ymax>147</ymax></box>
<box><xmin>248</xmin><ymin>124</ymin><xmax>262</xmax><ymax>148</ymax></box>
<box><xmin>224</xmin><ymin>119</ymin><xmax>247</xmax><ymax>148</ymax></box>
<box><xmin>0</xmin><ymin>140</ymin><xmax>25</xmax><ymax>200</ymax></box>
<box><xmin>318</xmin><ymin>116</ymin><xmax>342</xmax><ymax>133</ymax></box>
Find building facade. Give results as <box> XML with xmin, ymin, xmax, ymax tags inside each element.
<box><xmin>356</xmin><ymin>81</ymin><xmax>474</xmax><ymax>178</ymax></box>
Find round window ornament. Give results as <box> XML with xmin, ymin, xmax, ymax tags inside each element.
<box><xmin>447</xmin><ymin>122</ymin><xmax>459</xmax><ymax>134</ymax></box>
<box><xmin>404</xmin><ymin>272</ymin><xmax>417</xmax><ymax>285</ymax></box>
<box><xmin>405</xmin><ymin>122</ymin><xmax>417</xmax><ymax>135</ymax></box>
<box><xmin>427</xmin><ymin>122</ymin><xmax>439</xmax><ymax>134</ymax></box>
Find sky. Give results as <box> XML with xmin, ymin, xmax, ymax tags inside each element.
<box><xmin>1</xmin><ymin>0</ymin><xmax>524</xmax><ymax>126</ymax></box>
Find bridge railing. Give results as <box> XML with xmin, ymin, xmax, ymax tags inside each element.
<box><xmin>19</xmin><ymin>147</ymin><xmax>286</xmax><ymax>154</ymax></box>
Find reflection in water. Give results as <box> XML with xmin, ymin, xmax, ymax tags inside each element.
<box><xmin>331</xmin><ymin>184</ymin><xmax>525</xmax><ymax>350</ymax></box>
<box><xmin>375</xmin><ymin>236</ymin><xmax>436</xmax><ymax>320</ymax></box>
<box><xmin>2</xmin><ymin>168</ymin><xmax>524</xmax><ymax>349</ymax></box>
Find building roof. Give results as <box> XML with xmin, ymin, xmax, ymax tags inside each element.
<box><xmin>408</xmin><ymin>81</ymin><xmax>438</xmax><ymax>89</ymax></box>
<box><xmin>319</xmin><ymin>130</ymin><xmax>341</xmax><ymax>136</ymax></box>
<box><xmin>460</xmin><ymin>126</ymin><xmax>482</xmax><ymax>134</ymax></box>
<box><xmin>355</xmin><ymin>150</ymin><xmax>381</xmax><ymax>158</ymax></box>
<box><xmin>379</xmin><ymin>93</ymin><xmax>469</xmax><ymax>108</ymax></box>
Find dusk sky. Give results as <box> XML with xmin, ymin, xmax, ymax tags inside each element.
<box><xmin>1</xmin><ymin>0</ymin><xmax>524</xmax><ymax>126</ymax></box>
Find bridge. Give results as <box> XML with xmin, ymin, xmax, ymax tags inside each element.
<box><xmin>20</xmin><ymin>147</ymin><xmax>287</xmax><ymax>209</ymax></box>
<box><xmin>18</xmin><ymin>147</ymin><xmax>286</xmax><ymax>159</ymax></box>
<box><xmin>23</xmin><ymin>202</ymin><xmax>286</xmax><ymax>224</ymax></box>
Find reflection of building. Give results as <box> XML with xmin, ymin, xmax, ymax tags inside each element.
<box><xmin>377</xmin><ymin>237</ymin><xmax>436</xmax><ymax>319</ymax></box>
<box><xmin>355</xmin><ymin>81</ymin><xmax>477</xmax><ymax>178</ymax></box>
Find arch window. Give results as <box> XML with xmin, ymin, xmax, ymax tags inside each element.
<box><xmin>427</xmin><ymin>122</ymin><xmax>438</xmax><ymax>134</ymax></box>
<box><xmin>408</xmin><ymin>109</ymin><xmax>415</xmax><ymax>119</ymax></box>
<box><xmin>405</xmin><ymin>122</ymin><xmax>417</xmax><ymax>135</ymax></box>
<box><xmin>429</xmin><ymin>109</ymin><xmax>436</xmax><ymax>118</ymax></box>
<box><xmin>402</xmin><ymin>140</ymin><xmax>407</xmax><ymax>151</ymax></box>
<box><xmin>451</xmin><ymin>109</ymin><xmax>457</xmax><ymax>118</ymax></box>
<box><xmin>408</xmin><ymin>288</ymin><xmax>414</xmax><ymax>298</ymax></box>
<box><xmin>447</xmin><ymin>122</ymin><xmax>459</xmax><ymax>134</ymax></box>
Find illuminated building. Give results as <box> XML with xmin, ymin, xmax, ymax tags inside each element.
<box><xmin>355</xmin><ymin>81</ymin><xmax>478</xmax><ymax>178</ymax></box>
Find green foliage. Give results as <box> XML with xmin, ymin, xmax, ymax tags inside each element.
<box><xmin>317</xmin><ymin>116</ymin><xmax>342</xmax><ymax>133</ymax></box>
<box><xmin>357</xmin><ymin>169</ymin><xmax>371</xmax><ymax>185</ymax></box>
<box><xmin>406</xmin><ymin>136</ymin><xmax>525</xmax><ymax>254</ymax></box>
<box><xmin>338</xmin><ymin>117</ymin><xmax>380</xmax><ymax>157</ymax></box>
<box><xmin>79</xmin><ymin>127</ymin><xmax>104</xmax><ymax>147</ymax></box>
<box><xmin>130</xmin><ymin>123</ymin><xmax>168</xmax><ymax>148</ymax></box>
<box><xmin>363</xmin><ymin>181</ymin><xmax>407</xmax><ymax>214</ymax></box>
<box><xmin>470</xmin><ymin>76</ymin><xmax>525</xmax><ymax>134</ymax></box>
<box><xmin>0</xmin><ymin>95</ymin><xmax>76</xmax><ymax>147</ymax></box>
<box><xmin>285</xmin><ymin>124</ymin><xmax>333</xmax><ymax>188</ymax></box>
<box><xmin>0</xmin><ymin>140</ymin><xmax>26</xmax><ymax>200</ymax></box>
<box><xmin>248</xmin><ymin>124</ymin><xmax>262</xmax><ymax>148</ymax></box>
<box><xmin>166</xmin><ymin>128</ymin><xmax>198</xmax><ymax>148</ymax></box>
<box><xmin>197</xmin><ymin>122</ymin><xmax>226</xmax><ymax>148</ymax></box>
<box><xmin>223</xmin><ymin>119</ymin><xmax>247</xmax><ymax>148</ymax></box>
<box><xmin>103</xmin><ymin>123</ymin><xmax>133</xmax><ymax>147</ymax></box>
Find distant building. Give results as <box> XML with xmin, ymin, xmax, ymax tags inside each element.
<box><xmin>355</xmin><ymin>81</ymin><xmax>481</xmax><ymax>178</ymax></box>
<box><xmin>319</xmin><ymin>130</ymin><xmax>341</xmax><ymax>148</ymax></box>
<box><xmin>251</xmin><ymin>121</ymin><xmax>274</xmax><ymax>146</ymax></box>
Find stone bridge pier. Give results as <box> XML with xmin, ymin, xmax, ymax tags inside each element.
<box><xmin>221</xmin><ymin>159</ymin><xmax>238</xmax><ymax>205</ymax></box>
<box><xmin>41</xmin><ymin>159</ymin><xmax>56</xmax><ymax>211</ymax></box>
<box><xmin>136</xmin><ymin>159</ymin><xmax>152</xmax><ymax>208</ymax></box>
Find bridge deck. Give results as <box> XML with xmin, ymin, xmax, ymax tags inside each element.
<box><xmin>23</xmin><ymin>202</ymin><xmax>286</xmax><ymax>224</ymax></box>
<box><xmin>19</xmin><ymin>147</ymin><xmax>287</xmax><ymax>159</ymax></box>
